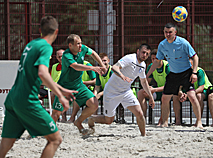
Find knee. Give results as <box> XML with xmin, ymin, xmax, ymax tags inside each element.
<box><xmin>51</xmin><ymin>110</ymin><xmax>61</xmax><ymax>121</ymax></box>
<box><xmin>196</xmin><ymin>93</ymin><xmax>202</xmax><ymax>102</ymax></box>
<box><xmin>51</xmin><ymin>135</ymin><xmax>63</xmax><ymax>147</ymax></box>
<box><xmin>134</xmin><ymin>110</ymin><xmax>144</xmax><ymax>120</ymax></box>
<box><xmin>208</xmin><ymin>93</ymin><xmax>213</xmax><ymax>101</ymax></box>
<box><xmin>137</xmin><ymin>89</ymin><xmax>145</xmax><ymax>98</ymax></box>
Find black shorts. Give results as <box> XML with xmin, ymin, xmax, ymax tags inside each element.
<box><xmin>163</xmin><ymin>68</ymin><xmax>194</xmax><ymax>95</ymax></box>
<box><xmin>39</xmin><ymin>88</ymin><xmax>48</xmax><ymax>98</ymax></box>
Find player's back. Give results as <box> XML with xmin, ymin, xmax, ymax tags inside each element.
<box><xmin>4</xmin><ymin>38</ymin><xmax>53</xmax><ymax>107</ymax></box>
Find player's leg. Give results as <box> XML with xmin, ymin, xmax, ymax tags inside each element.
<box><xmin>208</xmin><ymin>92</ymin><xmax>213</xmax><ymax>127</ymax></box>
<box><xmin>74</xmin><ymin>96</ymin><xmax>98</xmax><ymax>132</ymax></box>
<box><xmin>137</xmin><ymin>89</ymin><xmax>148</xmax><ymax>118</ymax></box>
<box><xmin>161</xmin><ymin>94</ymin><xmax>173</xmax><ymax>127</ymax></box>
<box><xmin>187</xmin><ymin>90</ymin><xmax>202</xmax><ymax>128</ymax></box>
<box><xmin>196</xmin><ymin>92</ymin><xmax>205</xmax><ymax>117</ymax></box>
<box><xmin>88</xmin><ymin>91</ymin><xmax>121</xmax><ymax>130</ymax></box>
<box><xmin>0</xmin><ymin>138</ymin><xmax>16</xmax><ymax>158</ymax></box>
<box><xmin>68</xmin><ymin>101</ymin><xmax>80</xmax><ymax>123</ymax></box>
<box><xmin>172</xmin><ymin>95</ymin><xmax>181</xmax><ymax>125</ymax></box>
<box><xmin>41</xmin><ymin>131</ymin><xmax>62</xmax><ymax>158</ymax></box>
<box><xmin>51</xmin><ymin>96</ymin><xmax>63</xmax><ymax>122</ymax></box>
<box><xmin>127</xmin><ymin>104</ymin><xmax>146</xmax><ymax>136</ymax></box>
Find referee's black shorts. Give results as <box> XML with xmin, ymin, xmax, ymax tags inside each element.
<box><xmin>163</xmin><ymin>68</ymin><xmax>194</xmax><ymax>95</ymax></box>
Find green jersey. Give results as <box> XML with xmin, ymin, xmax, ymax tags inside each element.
<box><xmin>58</xmin><ymin>44</ymin><xmax>93</xmax><ymax>89</ymax></box>
<box><xmin>4</xmin><ymin>38</ymin><xmax>52</xmax><ymax>107</ymax></box>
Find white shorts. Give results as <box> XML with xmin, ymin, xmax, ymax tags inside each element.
<box><xmin>103</xmin><ymin>88</ymin><xmax>139</xmax><ymax>117</ymax></box>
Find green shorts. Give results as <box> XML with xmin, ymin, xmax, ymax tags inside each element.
<box><xmin>2</xmin><ymin>104</ymin><xmax>58</xmax><ymax>138</ymax></box>
<box><xmin>52</xmin><ymin>84</ymin><xmax>95</xmax><ymax>111</ymax></box>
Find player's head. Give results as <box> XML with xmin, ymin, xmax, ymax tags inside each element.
<box><xmin>164</xmin><ymin>23</ymin><xmax>177</xmax><ymax>41</ymax></box>
<box><xmin>150</xmin><ymin>49</ymin><xmax>157</xmax><ymax>63</ymax></box>
<box><xmin>56</xmin><ymin>49</ymin><xmax>64</xmax><ymax>63</ymax></box>
<box><xmin>40</xmin><ymin>16</ymin><xmax>58</xmax><ymax>39</ymax></box>
<box><xmin>99</xmin><ymin>52</ymin><xmax>110</xmax><ymax>68</ymax></box>
<box><xmin>137</xmin><ymin>43</ymin><xmax>151</xmax><ymax>63</ymax></box>
<box><xmin>67</xmin><ymin>34</ymin><xmax>82</xmax><ymax>54</ymax></box>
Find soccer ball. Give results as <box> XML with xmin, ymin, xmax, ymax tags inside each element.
<box><xmin>172</xmin><ymin>6</ymin><xmax>188</xmax><ymax>22</ymax></box>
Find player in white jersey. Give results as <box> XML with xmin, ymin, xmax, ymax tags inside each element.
<box><xmin>88</xmin><ymin>44</ymin><xmax>155</xmax><ymax>136</ymax></box>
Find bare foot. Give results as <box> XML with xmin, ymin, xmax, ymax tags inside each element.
<box><xmin>157</xmin><ymin>117</ymin><xmax>162</xmax><ymax>126</ymax></box>
<box><xmin>161</xmin><ymin>122</ymin><xmax>168</xmax><ymax>127</ymax></box>
<box><xmin>88</xmin><ymin>117</ymin><xmax>95</xmax><ymax>129</ymax></box>
<box><xmin>194</xmin><ymin>121</ymin><xmax>203</xmax><ymax>129</ymax></box>
<box><xmin>74</xmin><ymin>120</ymin><xmax>84</xmax><ymax>133</ymax></box>
<box><xmin>66</xmin><ymin>119</ymin><xmax>74</xmax><ymax>123</ymax></box>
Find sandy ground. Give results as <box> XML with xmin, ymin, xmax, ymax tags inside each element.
<box><xmin>1</xmin><ymin>122</ymin><xmax>213</xmax><ymax>158</ymax></box>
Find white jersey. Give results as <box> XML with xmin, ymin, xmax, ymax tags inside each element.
<box><xmin>103</xmin><ymin>53</ymin><xmax>146</xmax><ymax>117</ymax></box>
<box><xmin>105</xmin><ymin>53</ymin><xmax>146</xmax><ymax>93</ymax></box>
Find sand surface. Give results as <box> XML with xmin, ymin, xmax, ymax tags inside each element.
<box><xmin>1</xmin><ymin>122</ymin><xmax>213</xmax><ymax>158</ymax></box>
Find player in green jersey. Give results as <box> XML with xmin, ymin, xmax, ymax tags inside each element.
<box><xmin>0</xmin><ymin>16</ymin><xmax>77</xmax><ymax>158</ymax></box>
<box><xmin>52</xmin><ymin>34</ymin><xmax>107</xmax><ymax>134</ymax></box>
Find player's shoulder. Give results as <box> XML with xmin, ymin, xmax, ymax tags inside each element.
<box><xmin>124</xmin><ymin>53</ymin><xmax>136</xmax><ymax>61</ymax></box>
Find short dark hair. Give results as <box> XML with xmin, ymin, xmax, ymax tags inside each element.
<box><xmin>67</xmin><ymin>34</ymin><xmax>81</xmax><ymax>45</ymax></box>
<box><xmin>40</xmin><ymin>16</ymin><xmax>58</xmax><ymax>36</ymax></box>
<box><xmin>151</xmin><ymin>49</ymin><xmax>158</xmax><ymax>56</ymax></box>
<box><xmin>164</xmin><ymin>23</ymin><xmax>176</xmax><ymax>29</ymax></box>
<box><xmin>99</xmin><ymin>52</ymin><xmax>108</xmax><ymax>59</ymax></box>
<box><xmin>138</xmin><ymin>43</ymin><xmax>151</xmax><ymax>51</ymax></box>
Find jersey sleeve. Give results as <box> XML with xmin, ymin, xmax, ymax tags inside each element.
<box><xmin>82</xmin><ymin>45</ymin><xmax>93</xmax><ymax>55</ymax></box>
<box><xmin>183</xmin><ymin>39</ymin><xmax>196</xmax><ymax>57</ymax></box>
<box><xmin>118</xmin><ymin>55</ymin><xmax>131</xmax><ymax>68</ymax></box>
<box><xmin>197</xmin><ymin>69</ymin><xmax>205</xmax><ymax>87</ymax></box>
<box><xmin>63</xmin><ymin>53</ymin><xmax>76</xmax><ymax>67</ymax></box>
<box><xmin>156</xmin><ymin>44</ymin><xmax>165</xmax><ymax>60</ymax></box>
<box><xmin>34</xmin><ymin>44</ymin><xmax>52</xmax><ymax>68</ymax></box>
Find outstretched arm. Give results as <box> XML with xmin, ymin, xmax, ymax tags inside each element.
<box><xmin>111</xmin><ymin>62</ymin><xmax>133</xmax><ymax>83</ymax></box>
<box><xmin>140</xmin><ymin>77</ymin><xmax>155</xmax><ymax>108</ymax></box>
<box><xmin>146</xmin><ymin>59</ymin><xmax>162</xmax><ymax>78</ymax></box>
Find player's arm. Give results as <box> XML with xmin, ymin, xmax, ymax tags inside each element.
<box><xmin>139</xmin><ymin>77</ymin><xmax>155</xmax><ymax>108</ymax></box>
<box><xmin>70</xmin><ymin>63</ymin><xmax>103</xmax><ymax>75</ymax></box>
<box><xmin>38</xmin><ymin>65</ymin><xmax>77</xmax><ymax>111</ymax></box>
<box><xmin>190</xmin><ymin>54</ymin><xmax>199</xmax><ymax>83</ymax></box>
<box><xmin>83</xmin><ymin>78</ymin><xmax>96</xmax><ymax>86</ymax></box>
<box><xmin>90</xmin><ymin>50</ymin><xmax>105</xmax><ymax>68</ymax></box>
<box><xmin>112</xmin><ymin>62</ymin><xmax>132</xmax><ymax>83</ymax></box>
<box><xmin>146</xmin><ymin>59</ymin><xmax>161</xmax><ymax>78</ymax></box>
<box><xmin>93</xmin><ymin>85</ymin><xmax>103</xmax><ymax>99</ymax></box>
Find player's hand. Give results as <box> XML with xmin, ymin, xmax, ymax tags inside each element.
<box><xmin>58</xmin><ymin>96</ymin><xmax>69</xmax><ymax>113</ymax></box>
<box><xmin>61</xmin><ymin>89</ymin><xmax>78</xmax><ymax>101</ymax></box>
<box><xmin>92</xmin><ymin>66</ymin><xmax>105</xmax><ymax>75</ymax></box>
<box><xmin>121</xmin><ymin>75</ymin><xmax>133</xmax><ymax>83</ymax></box>
<box><xmin>100</xmin><ymin>67</ymin><xmax>107</xmax><ymax>75</ymax></box>
<box><xmin>190</xmin><ymin>74</ymin><xmax>197</xmax><ymax>84</ymax></box>
<box><xmin>149</xmin><ymin>97</ymin><xmax>155</xmax><ymax>109</ymax></box>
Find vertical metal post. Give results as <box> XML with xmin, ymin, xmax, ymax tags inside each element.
<box><xmin>107</xmin><ymin>0</ymin><xmax>114</xmax><ymax>65</ymax></box>
<box><xmin>121</xmin><ymin>0</ymin><xmax>124</xmax><ymax>57</ymax></box>
<box><xmin>99</xmin><ymin>1</ymin><xmax>107</xmax><ymax>57</ymax></box>
<box><xmin>186</xmin><ymin>0</ymin><xmax>190</xmax><ymax>42</ymax></box>
<box><xmin>4</xmin><ymin>0</ymin><xmax>10</xmax><ymax>60</ymax></box>
<box><xmin>191</xmin><ymin>0</ymin><xmax>195</xmax><ymax>47</ymax></box>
